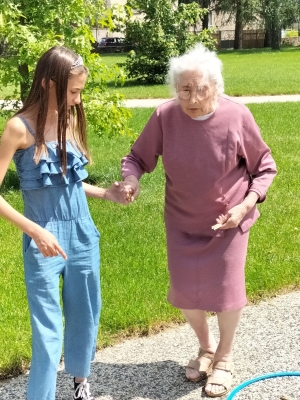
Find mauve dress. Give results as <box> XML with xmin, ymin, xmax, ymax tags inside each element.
<box><xmin>122</xmin><ymin>95</ymin><xmax>277</xmax><ymax>312</ymax></box>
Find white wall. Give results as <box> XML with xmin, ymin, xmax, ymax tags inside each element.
<box><xmin>92</xmin><ymin>0</ymin><xmax>128</xmax><ymax>41</ymax></box>
<box><xmin>106</xmin><ymin>0</ymin><xmax>127</xmax><ymax>6</ymax></box>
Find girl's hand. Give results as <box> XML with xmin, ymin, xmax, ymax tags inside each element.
<box><xmin>32</xmin><ymin>226</ymin><xmax>67</xmax><ymax>259</ymax></box>
<box><xmin>105</xmin><ymin>181</ymin><xmax>132</xmax><ymax>205</ymax></box>
<box><xmin>105</xmin><ymin>176</ymin><xmax>140</xmax><ymax>205</ymax></box>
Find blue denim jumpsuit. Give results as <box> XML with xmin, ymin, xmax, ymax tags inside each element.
<box><xmin>13</xmin><ymin>117</ymin><xmax>101</xmax><ymax>400</ymax></box>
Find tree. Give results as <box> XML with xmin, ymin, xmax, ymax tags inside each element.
<box><xmin>209</xmin><ymin>0</ymin><xmax>300</xmax><ymax>50</ymax></box>
<box><xmin>260</xmin><ymin>0</ymin><xmax>300</xmax><ymax>50</ymax></box>
<box><xmin>213</xmin><ymin>0</ymin><xmax>259</xmax><ymax>49</ymax></box>
<box><xmin>178</xmin><ymin>0</ymin><xmax>212</xmax><ymax>30</ymax></box>
<box><xmin>123</xmin><ymin>0</ymin><xmax>216</xmax><ymax>84</ymax></box>
<box><xmin>201</xmin><ymin>0</ymin><xmax>212</xmax><ymax>29</ymax></box>
<box><xmin>0</xmin><ymin>0</ymin><xmax>132</xmax><ymax>138</ymax></box>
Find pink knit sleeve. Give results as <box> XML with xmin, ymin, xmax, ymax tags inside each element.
<box><xmin>239</xmin><ymin>107</ymin><xmax>277</xmax><ymax>203</ymax></box>
<box><xmin>121</xmin><ymin>109</ymin><xmax>163</xmax><ymax>180</ymax></box>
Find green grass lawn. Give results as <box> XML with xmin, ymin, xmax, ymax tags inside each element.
<box><xmin>220</xmin><ymin>47</ymin><xmax>300</xmax><ymax>96</ymax></box>
<box><xmin>0</xmin><ymin>102</ymin><xmax>300</xmax><ymax>377</ymax></box>
<box><xmin>0</xmin><ymin>84</ymin><xmax>19</xmax><ymax>99</ymax></box>
<box><xmin>2</xmin><ymin>47</ymin><xmax>300</xmax><ymax>100</ymax></box>
<box><xmin>103</xmin><ymin>48</ymin><xmax>300</xmax><ymax>99</ymax></box>
<box><xmin>100</xmin><ymin>47</ymin><xmax>300</xmax><ymax>98</ymax></box>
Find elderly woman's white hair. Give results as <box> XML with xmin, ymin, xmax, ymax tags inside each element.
<box><xmin>167</xmin><ymin>43</ymin><xmax>224</xmax><ymax>98</ymax></box>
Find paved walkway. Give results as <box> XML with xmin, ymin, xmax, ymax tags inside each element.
<box><xmin>0</xmin><ymin>100</ymin><xmax>22</xmax><ymax>110</ymax></box>
<box><xmin>2</xmin><ymin>94</ymin><xmax>300</xmax><ymax>111</ymax></box>
<box><xmin>124</xmin><ymin>94</ymin><xmax>300</xmax><ymax>108</ymax></box>
<box><xmin>0</xmin><ymin>291</ymin><xmax>300</xmax><ymax>399</ymax></box>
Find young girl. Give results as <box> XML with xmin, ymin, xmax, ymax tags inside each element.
<box><xmin>0</xmin><ymin>46</ymin><xmax>128</xmax><ymax>400</ymax></box>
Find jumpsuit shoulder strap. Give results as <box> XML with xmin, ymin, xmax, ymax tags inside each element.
<box><xmin>18</xmin><ymin>116</ymin><xmax>36</xmax><ymax>138</ymax></box>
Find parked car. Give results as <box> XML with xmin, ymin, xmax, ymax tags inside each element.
<box><xmin>92</xmin><ymin>37</ymin><xmax>135</xmax><ymax>53</ymax></box>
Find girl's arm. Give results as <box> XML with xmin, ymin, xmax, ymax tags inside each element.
<box><xmin>82</xmin><ymin>181</ymin><xmax>132</xmax><ymax>204</ymax></box>
<box><xmin>0</xmin><ymin>118</ymin><xmax>67</xmax><ymax>259</ymax></box>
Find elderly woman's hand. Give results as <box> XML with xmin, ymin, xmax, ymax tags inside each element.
<box><xmin>104</xmin><ymin>181</ymin><xmax>132</xmax><ymax>205</ymax></box>
<box><xmin>215</xmin><ymin>204</ymin><xmax>248</xmax><ymax>230</ymax></box>
<box><xmin>105</xmin><ymin>176</ymin><xmax>140</xmax><ymax>204</ymax></box>
<box><xmin>213</xmin><ymin>191</ymin><xmax>260</xmax><ymax>230</ymax></box>
<box><xmin>123</xmin><ymin>175</ymin><xmax>140</xmax><ymax>202</ymax></box>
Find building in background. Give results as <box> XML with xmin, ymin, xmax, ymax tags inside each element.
<box><xmin>92</xmin><ymin>0</ymin><xmax>129</xmax><ymax>43</ymax></box>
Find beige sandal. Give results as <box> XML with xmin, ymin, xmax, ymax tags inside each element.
<box><xmin>205</xmin><ymin>361</ymin><xmax>234</xmax><ymax>397</ymax></box>
<box><xmin>185</xmin><ymin>348</ymin><xmax>214</xmax><ymax>382</ymax></box>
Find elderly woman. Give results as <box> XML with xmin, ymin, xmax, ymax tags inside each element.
<box><xmin>121</xmin><ymin>44</ymin><xmax>277</xmax><ymax>397</ymax></box>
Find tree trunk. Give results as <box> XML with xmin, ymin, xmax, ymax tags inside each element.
<box><xmin>234</xmin><ymin>1</ymin><xmax>243</xmax><ymax>50</ymax></box>
<box><xmin>18</xmin><ymin>63</ymin><xmax>30</xmax><ymax>102</ymax></box>
<box><xmin>18</xmin><ymin>12</ymin><xmax>31</xmax><ymax>102</ymax></box>
<box><xmin>264</xmin><ymin>28</ymin><xmax>271</xmax><ymax>47</ymax></box>
<box><xmin>270</xmin><ymin>20</ymin><xmax>281</xmax><ymax>50</ymax></box>
<box><xmin>271</xmin><ymin>27</ymin><xmax>280</xmax><ymax>50</ymax></box>
<box><xmin>202</xmin><ymin>0</ymin><xmax>209</xmax><ymax>30</ymax></box>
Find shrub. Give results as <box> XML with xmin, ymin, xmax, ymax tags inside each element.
<box><xmin>0</xmin><ymin>0</ymin><xmax>133</xmax><ymax>138</ymax></box>
<box><xmin>285</xmin><ymin>30</ymin><xmax>298</xmax><ymax>38</ymax></box>
<box><xmin>122</xmin><ymin>0</ymin><xmax>216</xmax><ymax>84</ymax></box>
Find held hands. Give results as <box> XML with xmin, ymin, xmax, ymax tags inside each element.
<box><xmin>105</xmin><ymin>175</ymin><xmax>140</xmax><ymax>205</ymax></box>
<box><xmin>32</xmin><ymin>225</ymin><xmax>67</xmax><ymax>259</ymax></box>
<box><xmin>212</xmin><ymin>204</ymin><xmax>248</xmax><ymax>230</ymax></box>
<box><xmin>123</xmin><ymin>175</ymin><xmax>140</xmax><ymax>202</ymax></box>
<box><xmin>105</xmin><ymin>181</ymin><xmax>131</xmax><ymax>205</ymax></box>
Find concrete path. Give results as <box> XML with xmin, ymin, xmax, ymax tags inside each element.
<box><xmin>0</xmin><ymin>100</ymin><xmax>22</xmax><ymax>110</ymax></box>
<box><xmin>124</xmin><ymin>94</ymin><xmax>300</xmax><ymax>108</ymax></box>
<box><xmin>2</xmin><ymin>94</ymin><xmax>300</xmax><ymax>111</ymax></box>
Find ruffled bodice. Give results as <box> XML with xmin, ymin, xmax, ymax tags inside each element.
<box><xmin>13</xmin><ymin>141</ymin><xmax>88</xmax><ymax>190</ymax></box>
<box><xmin>13</xmin><ymin>137</ymin><xmax>90</xmax><ymax>223</ymax></box>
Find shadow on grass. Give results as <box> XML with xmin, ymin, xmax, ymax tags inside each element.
<box><xmin>0</xmin><ymin>169</ymin><xmax>20</xmax><ymax>193</ymax></box>
<box><xmin>0</xmin><ymin>170</ymin><xmax>119</xmax><ymax>192</ymax></box>
<box><xmin>85</xmin><ymin>170</ymin><xmax>121</xmax><ymax>187</ymax></box>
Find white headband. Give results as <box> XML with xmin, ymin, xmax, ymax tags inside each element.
<box><xmin>71</xmin><ymin>56</ymin><xmax>84</xmax><ymax>70</ymax></box>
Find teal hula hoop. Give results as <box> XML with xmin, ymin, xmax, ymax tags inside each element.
<box><xmin>227</xmin><ymin>371</ymin><xmax>300</xmax><ymax>399</ymax></box>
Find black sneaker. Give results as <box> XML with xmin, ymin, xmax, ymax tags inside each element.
<box><xmin>73</xmin><ymin>378</ymin><xmax>94</xmax><ymax>400</ymax></box>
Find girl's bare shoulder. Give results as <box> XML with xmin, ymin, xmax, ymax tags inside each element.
<box><xmin>2</xmin><ymin>116</ymin><xmax>31</xmax><ymax>149</ymax></box>
<box><xmin>5</xmin><ymin>116</ymin><xmax>26</xmax><ymax>135</ymax></box>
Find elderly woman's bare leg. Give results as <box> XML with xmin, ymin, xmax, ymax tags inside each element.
<box><xmin>205</xmin><ymin>308</ymin><xmax>243</xmax><ymax>397</ymax></box>
<box><xmin>181</xmin><ymin>309</ymin><xmax>217</xmax><ymax>381</ymax></box>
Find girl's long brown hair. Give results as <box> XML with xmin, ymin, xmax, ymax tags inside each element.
<box><xmin>15</xmin><ymin>46</ymin><xmax>90</xmax><ymax>174</ymax></box>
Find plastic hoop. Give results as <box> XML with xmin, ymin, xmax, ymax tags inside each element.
<box><xmin>227</xmin><ymin>371</ymin><xmax>300</xmax><ymax>399</ymax></box>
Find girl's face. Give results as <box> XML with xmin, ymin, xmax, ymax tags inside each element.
<box><xmin>66</xmin><ymin>73</ymin><xmax>87</xmax><ymax>108</ymax></box>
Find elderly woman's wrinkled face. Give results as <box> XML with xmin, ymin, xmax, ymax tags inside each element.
<box><xmin>176</xmin><ymin>70</ymin><xmax>214</xmax><ymax>118</ymax></box>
